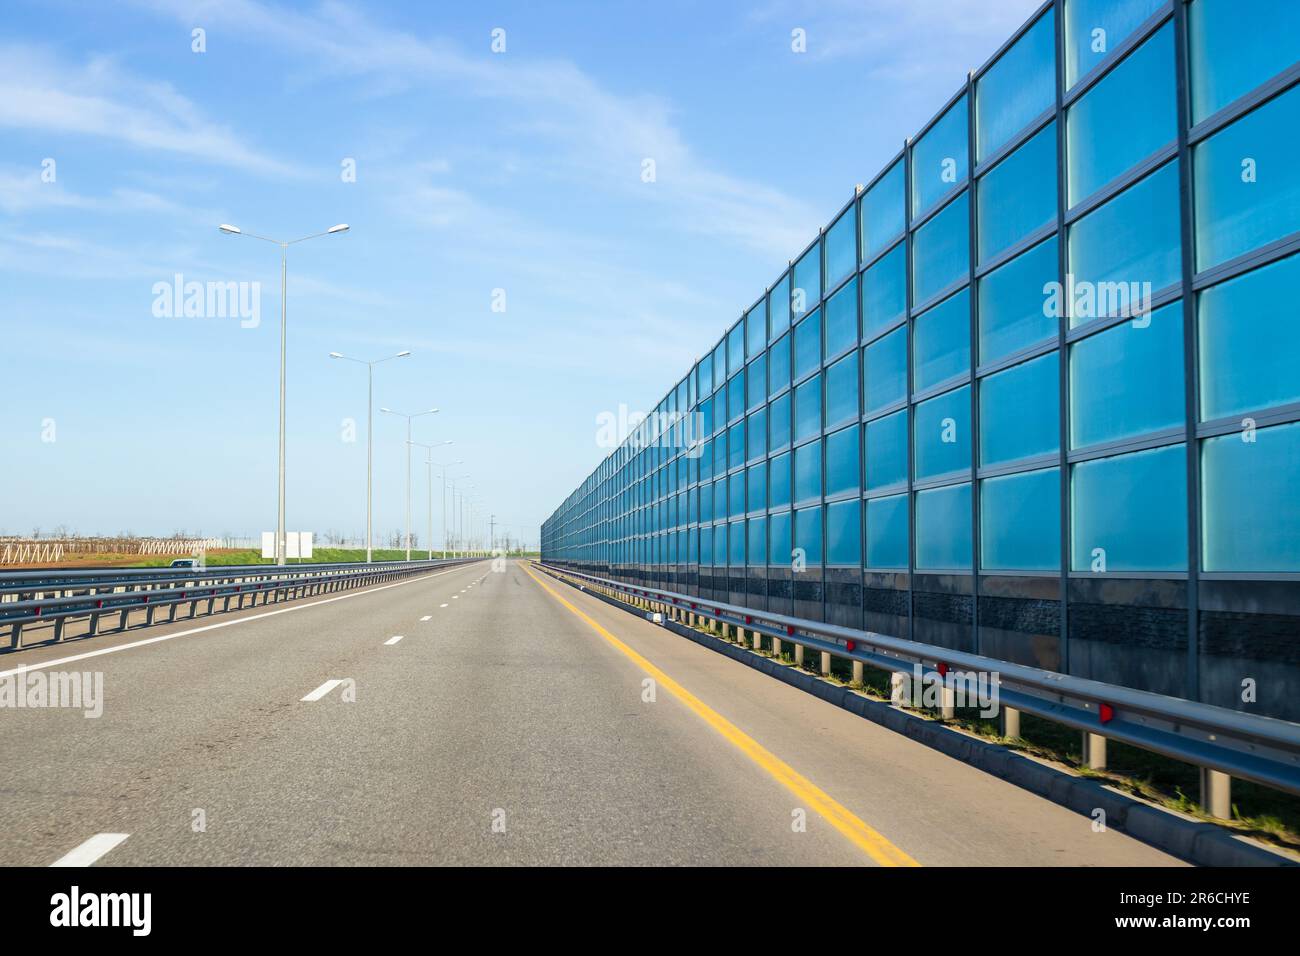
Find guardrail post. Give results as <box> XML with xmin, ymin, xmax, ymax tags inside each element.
<box><xmin>819</xmin><ymin>650</ymin><xmax>831</xmax><ymax>676</ymax></box>
<box><xmin>11</xmin><ymin>622</ymin><xmax>23</xmax><ymax>650</ymax></box>
<box><xmin>940</xmin><ymin>684</ymin><xmax>956</xmax><ymax>720</ymax></box>
<box><xmin>794</xmin><ymin>644</ymin><xmax>804</xmax><ymax>667</ymax></box>
<box><xmin>1201</xmin><ymin>768</ymin><xmax>1232</xmax><ymax>820</ymax></box>
<box><xmin>890</xmin><ymin>671</ymin><xmax>908</xmax><ymax>707</ymax></box>
<box><xmin>773</xmin><ymin>635</ymin><xmax>782</xmax><ymax>658</ymax></box>
<box><xmin>852</xmin><ymin>660</ymin><xmax>863</xmax><ymax>686</ymax></box>
<box><xmin>1000</xmin><ymin>706</ymin><xmax>1020</xmax><ymax>739</ymax></box>
<box><xmin>1082</xmin><ymin>732</ymin><xmax>1107</xmax><ymax>770</ymax></box>
<box><xmin>752</xmin><ymin>629</ymin><xmax>762</xmax><ymax>651</ymax></box>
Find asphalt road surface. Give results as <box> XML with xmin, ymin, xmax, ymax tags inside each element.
<box><xmin>0</xmin><ymin>560</ymin><xmax>1182</xmax><ymax>866</ymax></box>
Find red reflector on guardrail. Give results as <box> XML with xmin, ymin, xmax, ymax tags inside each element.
<box><xmin>846</xmin><ymin>640</ymin><xmax>856</xmax><ymax>652</ymax></box>
<box><xmin>1100</xmin><ymin>703</ymin><xmax>1115</xmax><ymax>724</ymax></box>
<box><xmin>937</xmin><ymin>662</ymin><xmax>948</xmax><ymax>677</ymax></box>
<box><xmin>34</xmin><ymin>606</ymin><xmax>42</xmax><ymax>617</ymax></box>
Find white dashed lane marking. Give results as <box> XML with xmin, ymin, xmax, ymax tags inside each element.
<box><xmin>50</xmin><ymin>833</ymin><xmax>130</xmax><ymax>867</ymax></box>
<box><xmin>301</xmin><ymin>679</ymin><xmax>344</xmax><ymax>702</ymax></box>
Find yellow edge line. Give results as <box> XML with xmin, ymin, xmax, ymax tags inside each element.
<box><xmin>522</xmin><ymin>564</ymin><xmax>921</xmax><ymax>867</ymax></box>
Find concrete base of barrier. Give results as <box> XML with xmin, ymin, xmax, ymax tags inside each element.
<box><xmin>552</xmin><ymin>571</ymin><xmax>1296</xmax><ymax>869</ymax></box>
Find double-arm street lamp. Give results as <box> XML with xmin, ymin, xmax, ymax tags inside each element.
<box><xmin>448</xmin><ymin>475</ymin><xmax>472</xmax><ymax>557</ymax></box>
<box><xmin>219</xmin><ymin>221</ymin><xmax>350</xmax><ymax>565</ymax></box>
<box><xmin>380</xmin><ymin>406</ymin><xmax>439</xmax><ymax>560</ymax></box>
<box><xmin>330</xmin><ymin>350</ymin><xmax>411</xmax><ymax>562</ymax></box>
<box><xmin>406</xmin><ymin>441</ymin><xmax>456</xmax><ymax>560</ymax></box>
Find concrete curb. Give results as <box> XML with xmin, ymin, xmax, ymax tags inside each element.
<box><xmin>564</xmin><ymin>579</ymin><xmax>1296</xmax><ymax>868</ymax></box>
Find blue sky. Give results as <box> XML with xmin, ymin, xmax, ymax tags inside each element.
<box><xmin>0</xmin><ymin>0</ymin><xmax>1041</xmax><ymax>548</ymax></box>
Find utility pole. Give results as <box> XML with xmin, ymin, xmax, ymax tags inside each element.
<box><xmin>489</xmin><ymin>514</ymin><xmax>496</xmax><ymax>553</ymax></box>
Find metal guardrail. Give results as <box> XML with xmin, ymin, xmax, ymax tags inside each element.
<box><xmin>0</xmin><ymin>559</ymin><xmax>479</xmax><ymax>650</ymax></box>
<box><xmin>537</xmin><ymin>563</ymin><xmax>1300</xmax><ymax>815</ymax></box>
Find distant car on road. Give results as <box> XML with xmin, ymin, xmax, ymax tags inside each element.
<box><xmin>169</xmin><ymin>558</ymin><xmax>202</xmax><ymax>569</ymax></box>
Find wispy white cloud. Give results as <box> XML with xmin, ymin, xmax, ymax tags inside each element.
<box><xmin>0</xmin><ymin>164</ymin><xmax>220</xmax><ymax>217</ymax></box>
<box><xmin>0</xmin><ymin>231</ymin><xmax>187</xmax><ymax>281</ymax></box>
<box><xmin>747</xmin><ymin>0</ymin><xmax>1043</xmax><ymax>75</ymax></box>
<box><xmin>0</xmin><ymin>44</ymin><xmax>295</xmax><ymax>176</ymax></box>
<box><xmin>125</xmin><ymin>0</ymin><xmax>821</xmax><ymax>257</ymax></box>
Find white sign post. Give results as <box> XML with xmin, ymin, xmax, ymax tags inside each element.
<box><xmin>262</xmin><ymin>531</ymin><xmax>313</xmax><ymax>561</ymax></box>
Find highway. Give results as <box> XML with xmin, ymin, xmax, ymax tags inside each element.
<box><xmin>0</xmin><ymin>560</ymin><xmax>1181</xmax><ymax>866</ymax></box>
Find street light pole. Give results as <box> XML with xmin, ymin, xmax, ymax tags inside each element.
<box><xmin>330</xmin><ymin>350</ymin><xmax>411</xmax><ymax>562</ymax></box>
<box><xmin>436</xmin><ymin>461</ymin><xmax>462</xmax><ymax>558</ymax></box>
<box><xmin>405</xmin><ymin>417</ymin><xmax>411</xmax><ymax>559</ymax></box>
<box><xmin>278</xmin><ymin>245</ymin><xmax>286</xmax><ymax>564</ymax></box>
<box><xmin>444</xmin><ymin>470</ymin><xmax>467</xmax><ymax>557</ymax></box>
<box><xmin>465</xmin><ymin>495</ymin><xmax>475</xmax><ymax>555</ymax></box>
<box><xmin>463</xmin><ymin>489</ymin><xmax>474</xmax><ymax>555</ymax></box>
<box><xmin>449</xmin><ymin>478</ymin><xmax>472</xmax><ymax>557</ymax></box>
<box><xmin>220</xmin><ymin>222</ymin><xmax>349</xmax><ymax>565</ymax></box>
<box><xmin>381</xmin><ymin>407</ymin><xmax>438</xmax><ymax>561</ymax></box>
<box><xmin>407</xmin><ymin>442</ymin><xmax>455</xmax><ymax>562</ymax></box>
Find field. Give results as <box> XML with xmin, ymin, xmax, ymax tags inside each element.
<box><xmin>2</xmin><ymin>545</ymin><xmax>538</xmax><ymax>570</ymax></box>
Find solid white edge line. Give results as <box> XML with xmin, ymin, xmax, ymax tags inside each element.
<box><xmin>384</xmin><ymin>635</ymin><xmax>404</xmax><ymax>646</ymax></box>
<box><xmin>0</xmin><ymin>564</ymin><xmax>470</xmax><ymax>679</ymax></box>
<box><xmin>50</xmin><ymin>833</ymin><xmax>130</xmax><ymax>867</ymax></box>
<box><xmin>301</xmin><ymin>679</ymin><xmax>343</xmax><ymax>702</ymax></box>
